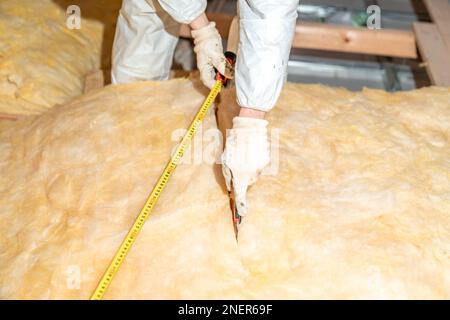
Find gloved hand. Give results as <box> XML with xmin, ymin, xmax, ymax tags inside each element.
<box><xmin>222</xmin><ymin>117</ymin><xmax>270</xmax><ymax>216</ymax></box>
<box><xmin>191</xmin><ymin>22</ymin><xmax>228</xmax><ymax>89</ymax></box>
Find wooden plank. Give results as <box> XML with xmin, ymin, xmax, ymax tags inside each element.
<box><xmin>423</xmin><ymin>0</ymin><xmax>450</xmax><ymax>53</ymax></box>
<box><xmin>292</xmin><ymin>23</ymin><xmax>417</xmax><ymax>58</ymax></box>
<box><xmin>226</xmin><ymin>16</ymin><xmax>239</xmax><ymax>54</ymax></box>
<box><xmin>413</xmin><ymin>22</ymin><xmax>450</xmax><ymax>86</ymax></box>
<box><xmin>180</xmin><ymin>14</ymin><xmax>417</xmax><ymax>58</ymax></box>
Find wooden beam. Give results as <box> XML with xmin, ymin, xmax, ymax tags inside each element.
<box><xmin>292</xmin><ymin>23</ymin><xmax>417</xmax><ymax>58</ymax></box>
<box><xmin>226</xmin><ymin>16</ymin><xmax>239</xmax><ymax>53</ymax></box>
<box><xmin>413</xmin><ymin>22</ymin><xmax>450</xmax><ymax>86</ymax></box>
<box><xmin>181</xmin><ymin>14</ymin><xmax>417</xmax><ymax>59</ymax></box>
<box><xmin>423</xmin><ymin>0</ymin><xmax>450</xmax><ymax>53</ymax></box>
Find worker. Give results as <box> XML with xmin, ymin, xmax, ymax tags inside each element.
<box><xmin>111</xmin><ymin>0</ymin><xmax>227</xmax><ymax>86</ymax></box>
<box><xmin>112</xmin><ymin>0</ymin><xmax>299</xmax><ymax>216</ymax></box>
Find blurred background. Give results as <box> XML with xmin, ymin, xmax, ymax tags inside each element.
<box><xmin>205</xmin><ymin>0</ymin><xmax>433</xmax><ymax>91</ymax></box>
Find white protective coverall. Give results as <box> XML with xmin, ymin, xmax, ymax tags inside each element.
<box><xmin>112</xmin><ymin>0</ymin><xmax>299</xmax><ymax>215</ymax></box>
<box><xmin>222</xmin><ymin>0</ymin><xmax>298</xmax><ymax>216</ymax></box>
<box><xmin>112</xmin><ymin>0</ymin><xmax>205</xmax><ymax>83</ymax></box>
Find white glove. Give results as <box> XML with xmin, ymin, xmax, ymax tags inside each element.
<box><xmin>221</xmin><ymin>117</ymin><xmax>270</xmax><ymax>216</ymax></box>
<box><xmin>191</xmin><ymin>22</ymin><xmax>227</xmax><ymax>89</ymax></box>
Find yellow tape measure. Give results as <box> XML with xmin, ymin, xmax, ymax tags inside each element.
<box><xmin>90</xmin><ymin>80</ymin><xmax>223</xmax><ymax>300</ymax></box>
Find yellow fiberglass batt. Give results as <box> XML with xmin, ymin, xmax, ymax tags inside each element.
<box><xmin>0</xmin><ymin>79</ymin><xmax>449</xmax><ymax>299</ymax></box>
<box><xmin>0</xmin><ymin>0</ymin><xmax>121</xmax><ymax>115</ymax></box>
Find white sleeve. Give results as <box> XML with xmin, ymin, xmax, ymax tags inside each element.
<box><xmin>236</xmin><ymin>0</ymin><xmax>298</xmax><ymax>112</ymax></box>
<box><xmin>155</xmin><ymin>0</ymin><xmax>207</xmax><ymax>24</ymax></box>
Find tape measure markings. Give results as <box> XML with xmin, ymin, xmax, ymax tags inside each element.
<box><xmin>90</xmin><ymin>80</ymin><xmax>223</xmax><ymax>300</ymax></box>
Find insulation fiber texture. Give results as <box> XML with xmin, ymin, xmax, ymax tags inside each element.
<box><xmin>0</xmin><ymin>79</ymin><xmax>450</xmax><ymax>299</ymax></box>
<box><xmin>0</xmin><ymin>0</ymin><xmax>121</xmax><ymax>115</ymax></box>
